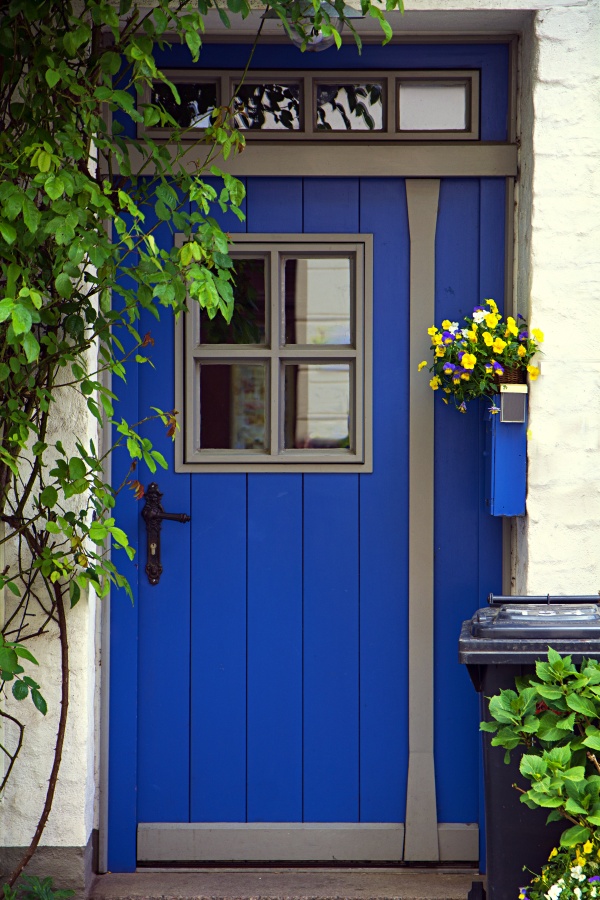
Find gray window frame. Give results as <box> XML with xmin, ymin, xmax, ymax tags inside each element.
<box><xmin>174</xmin><ymin>233</ymin><xmax>373</xmax><ymax>473</ymax></box>
<box><xmin>140</xmin><ymin>69</ymin><xmax>480</xmax><ymax>142</ymax></box>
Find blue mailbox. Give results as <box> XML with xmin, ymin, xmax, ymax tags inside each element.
<box><xmin>486</xmin><ymin>385</ymin><xmax>528</xmax><ymax>517</ymax></box>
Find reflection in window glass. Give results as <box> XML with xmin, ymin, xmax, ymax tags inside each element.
<box><xmin>233</xmin><ymin>84</ymin><xmax>301</xmax><ymax>130</ymax></box>
<box><xmin>151</xmin><ymin>81</ymin><xmax>217</xmax><ymax>129</ymax></box>
<box><xmin>398</xmin><ymin>83</ymin><xmax>468</xmax><ymax>131</ymax></box>
<box><xmin>200</xmin><ymin>364</ymin><xmax>267</xmax><ymax>450</ymax></box>
<box><xmin>284</xmin><ymin>363</ymin><xmax>350</xmax><ymax>450</ymax></box>
<box><xmin>284</xmin><ymin>257</ymin><xmax>352</xmax><ymax>345</ymax></box>
<box><xmin>201</xmin><ymin>258</ymin><xmax>267</xmax><ymax>344</ymax></box>
<box><xmin>316</xmin><ymin>83</ymin><xmax>384</xmax><ymax>131</ymax></box>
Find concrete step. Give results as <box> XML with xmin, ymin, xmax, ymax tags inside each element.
<box><xmin>90</xmin><ymin>868</ymin><xmax>484</xmax><ymax>900</ymax></box>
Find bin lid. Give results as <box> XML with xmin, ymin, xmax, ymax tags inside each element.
<box><xmin>472</xmin><ymin>603</ymin><xmax>600</xmax><ymax>638</ymax></box>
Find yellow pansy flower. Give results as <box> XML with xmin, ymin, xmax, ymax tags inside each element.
<box><xmin>430</xmin><ymin>376</ymin><xmax>441</xmax><ymax>391</ymax></box>
<box><xmin>441</xmin><ymin>319</ymin><xmax>452</xmax><ymax>330</ymax></box>
<box><xmin>485</xmin><ymin>298</ymin><xmax>498</xmax><ymax>312</ymax></box>
<box><xmin>427</xmin><ymin>326</ymin><xmax>439</xmax><ymax>336</ymax></box>
<box><xmin>462</xmin><ymin>352</ymin><xmax>477</xmax><ymax>370</ymax></box>
<box><xmin>506</xmin><ymin>316</ymin><xmax>519</xmax><ymax>336</ymax></box>
<box><xmin>517</xmin><ymin>344</ymin><xmax>526</xmax><ymax>357</ymax></box>
<box><xmin>482</xmin><ymin>332</ymin><xmax>494</xmax><ymax>347</ymax></box>
<box><xmin>432</xmin><ymin>334</ymin><xmax>442</xmax><ymax>346</ymax></box>
<box><xmin>485</xmin><ymin>312</ymin><xmax>500</xmax><ymax>329</ymax></box>
<box><xmin>460</xmin><ymin>373</ymin><xmax>470</xmax><ymax>381</ymax></box>
<box><xmin>466</xmin><ymin>329</ymin><xmax>478</xmax><ymax>342</ymax></box>
<box><xmin>532</xmin><ymin>328</ymin><xmax>544</xmax><ymax>343</ymax></box>
<box><xmin>527</xmin><ymin>364</ymin><xmax>540</xmax><ymax>381</ymax></box>
<box><xmin>549</xmin><ymin>848</ymin><xmax>558</xmax><ymax>859</ymax></box>
<box><xmin>436</xmin><ymin>346</ymin><xmax>446</xmax><ymax>357</ymax></box>
<box><xmin>492</xmin><ymin>337</ymin><xmax>507</xmax><ymax>354</ymax></box>
<box><xmin>576</xmin><ymin>853</ymin><xmax>586</xmax><ymax>866</ymax></box>
<box><xmin>418</xmin><ymin>360</ymin><xmax>428</xmax><ymax>371</ymax></box>
<box><xmin>583</xmin><ymin>841</ymin><xmax>594</xmax><ymax>855</ymax></box>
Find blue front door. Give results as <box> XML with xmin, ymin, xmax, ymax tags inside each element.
<box><xmin>107</xmin><ymin>42</ymin><xmax>510</xmax><ymax>871</ymax></box>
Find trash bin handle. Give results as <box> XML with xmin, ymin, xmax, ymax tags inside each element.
<box><xmin>487</xmin><ymin>593</ymin><xmax>600</xmax><ymax>606</ymax></box>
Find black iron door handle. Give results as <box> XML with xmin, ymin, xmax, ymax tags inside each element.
<box><xmin>141</xmin><ymin>482</ymin><xmax>191</xmax><ymax>585</ymax></box>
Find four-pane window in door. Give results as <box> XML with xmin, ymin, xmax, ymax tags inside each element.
<box><xmin>175</xmin><ymin>235</ymin><xmax>373</xmax><ymax>473</ymax></box>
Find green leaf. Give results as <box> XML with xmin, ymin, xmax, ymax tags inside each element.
<box><xmin>55</xmin><ymin>273</ymin><xmax>73</xmax><ymax>299</ymax></box>
<box><xmin>31</xmin><ymin>690</ymin><xmax>48</xmax><ymax>715</ymax></box>
<box><xmin>40</xmin><ymin>486</ymin><xmax>58</xmax><ymax>508</ymax></box>
<box><xmin>12</xmin><ymin>680</ymin><xmax>29</xmax><ymax>701</ymax></box>
<box><xmin>70</xmin><ymin>581</ymin><xmax>81</xmax><ymax>607</ymax></box>
<box><xmin>583</xmin><ymin>734</ymin><xmax>600</xmax><ymax>751</ymax></box>
<box><xmin>12</xmin><ymin>305</ymin><xmax>32</xmax><ymax>335</ymax></box>
<box><xmin>68</xmin><ymin>457</ymin><xmax>86</xmax><ymax>480</ymax></box>
<box><xmin>520</xmin><ymin>755</ymin><xmax>547</xmax><ymax>779</ymax></box>
<box><xmin>14</xmin><ymin>646</ymin><xmax>38</xmax><ymax>665</ymax></box>
<box><xmin>45</xmin><ymin>521</ymin><xmax>61</xmax><ymax>534</ymax></box>
<box><xmin>0</xmin><ymin>221</ymin><xmax>17</xmax><ymax>243</ymax></box>
<box><xmin>560</xmin><ymin>824</ymin><xmax>591</xmax><ymax>848</ymax></box>
<box><xmin>21</xmin><ymin>332</ymin><xmax>40</xmax><ymax>363</ymax></box>
<box><xmin>480</xmin><ymin>721</ymin><xmax>498</xmax><ymax>733</ymax></box>
<box><xmin>566</xmin><ymin>693</ymin><xmax>597</xmax><ymax>717</ymax></box>
<box><xmin>0</xmin><ymin>647</ymin><xmax>19</xmax><ymax>675</ymax></box>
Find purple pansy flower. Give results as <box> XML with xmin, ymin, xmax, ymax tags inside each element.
<box><xmin>492</xmin><ymin>361</ymin><xmax>504</xmax><ymax>374</ymax></box>
<box><xmin>442</xmin><ymin>362</ymin><xmax>456</xmax><ymax>374</ymax></box>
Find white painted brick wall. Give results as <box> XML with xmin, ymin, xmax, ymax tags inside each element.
<box><xmin>518</xmin><ymin>2</ymin><xmax>600</xmax><ymax>595</ymax></box>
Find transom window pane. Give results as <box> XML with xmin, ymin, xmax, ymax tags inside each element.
<box><xmin>316</xmin><ymin>83</ymin><xmax>384</xmax><ymax>132</ymax></box>
<box><xmin>284</xmin><ymin>257</ymin><xmax>352</xmax><ymax>345</ymax></box>
<box><xmin>284</xmin><ymin>363</ymin><xmax>351</xmax><ymax>450</ymax></box>
<box><xmin>199</xmin><ymin>363</ymin><xmax>267</xmax><ymax>450</ymax></box>
<box><xmin>398</xmin><ymin>82</ymin><xmax>468</xmax><ymax>131</ymax></box>
<box><xmin>233</xmin><ymin>83</ymin><xmax>301</xmax><ymax>131</ymax></box>
<box><xmin>201</xmin><ymin>258</ymin><xmax>267</xmax><ymax>345</ymax></box>
<box><xmin>151</xmin><ymin>81</ymin><xmax>217</xmax><ymax>129</ymax></box>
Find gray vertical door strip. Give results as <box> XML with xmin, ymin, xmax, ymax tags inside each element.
<box><xmin>404</xmin><ymin>179</ymin><xmax>440</xmax><ymax>862</ymax></box>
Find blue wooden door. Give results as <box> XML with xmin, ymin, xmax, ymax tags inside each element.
<box><xmin>108</xmin><ymin>42</ymin><xmax>510</xmax><ymax>871</ymax></box>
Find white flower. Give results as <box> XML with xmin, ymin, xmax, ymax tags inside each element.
<box><xmin>448</xmin><ymin>322</ymin><xmax>460</xmax><ymax>334</ymax></box>
<box><xmin>461</xmin><ymin>328</ymin><xmax>470</xmax><ymax>337</ymax></box>
<box><xmin>571</xmin><ymin>866</ymin><xmax>583</xmax><ymax>879</ymax></box>
<box><xmin>472</xmin><ymin>309</ymin><xmax>487</xmax><ymax>324</ymax></box>
<box><xmin>574</xmin><ymin>887</ymin><xmax>582</xmax><ymax>900</ymax></box>
<box><xmin>546</xmin><ymin>883</ymin><xmax>563</xmax><ymax>899</ymax></box>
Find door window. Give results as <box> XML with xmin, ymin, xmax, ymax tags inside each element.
<box><xmin>175</xmin><ymin>235</ymin><xmax>372</xmax><ymax>472</ymax></box>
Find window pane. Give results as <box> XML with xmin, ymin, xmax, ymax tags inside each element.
<box><xmin>316</xmin><ymin>83</ymin><xmax>384</xmax><ymax>131</ymax></box>
<box><xmin>200</xmin><ymin>364</ymin><xmax>267</xmax><ymax>450</ymax></box>
<box><xmin>284</xmin><ymin>363</ymin><xmax>350</xmax><ymax>450</ymax></box>
<box><xmin>201</xmin><ymin>258</ymin><xmax>267</xmax><ymax>344</ymax></box>
<box><xmin>233</xmin><ymin>84</ymin><xmax>301</xmax><ymax>130</ymax></box>
<box><xmin>151</xmin><ymin>81</ymin><xmax>217</xmax><ymax>129</ymax></box>
<box><xmin>284</xmin><ymin>257</ymin><xmax>352</xmax><ymax>345</ymax></box>
<box><xmin>398</xmin><ymin>82</ymin><xmax>468</xmax><ymax>131</ymax></box>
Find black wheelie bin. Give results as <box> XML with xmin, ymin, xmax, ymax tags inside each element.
<box><xmin>459</xmin><ymin>594</ymin><xmax>600</xmax><ymax>900</ymax></box>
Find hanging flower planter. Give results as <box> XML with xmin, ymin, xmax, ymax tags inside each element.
<box><xmin>418</xmin><ymin>298</ymin><xmax>543</xmax><ymax>414</ymax></box>
<box><xmin>419</xmin><ymin>300</ymin><xmax>544</xmax><ymax>516</ymax></box>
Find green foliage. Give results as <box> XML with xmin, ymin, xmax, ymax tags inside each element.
<box><xmin>0</xmin><ymin>0</ymin><xmax>403</xmax><ymax>830</ymax></box>
<box><xmin>483</xmin><ymin>650</ymin><xmax>600</xmax><ymax>848</ymax></box>
<box><xmin>3</xmin><ymin>877</ymin><xmax>73</xmax><ymax>900</ymax></box>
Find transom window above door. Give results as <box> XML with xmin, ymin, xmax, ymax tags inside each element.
<box><xmin>174</xmin><ymin>235</ymin><xmax>373</xmax><ymax>473</ymax></box>
<box><xmin>142</xmin><ymin>70</ymin><xmax>480</xmax><ymax>141</ymax></box>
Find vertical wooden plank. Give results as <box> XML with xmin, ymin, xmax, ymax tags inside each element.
<box><xmin>136</xmin><ymin>199</ymin><xmax>192</xmax><ymax>824</ymax></box>
<box><xmin>358</xmin><ymin>179</ymin><xmax>410</xmax><ymax>823</ymax></box>
<box><xmin>245</xmin><ymin>179</ymin><xmax>304</xmax><ymax>821</ymax></box>
<box><xmin>190</xmin><ymin>179</ymin><xmax>249</xmax><ymax>822</ymax></box>
<box><xmin>303</xmin><ymin>179</ymin><xmax>360</xmax><ymax>822</ymax></box>
<box><xmin>247</xmin><ymin>475</ymin><xmax>303</xmax><ymax>821</ymax></box>
<box><xmin>433</xmin><ymin>179</ymin><xmax>481</xmax><ymax>828</ymax></box>
<box><xmin>108</xmin><ymin>248</ymin><xmax>140</xmax><ymax>872</ymax></box>
<box><xmin>190</xmin><ymin>475</ymin><xmax>248</xmax><ymax>821</ymax></box>
<box><xmin>404</xmin><ymin>179</ymin><xmax>440</xmax><ymax>862</ymax></box>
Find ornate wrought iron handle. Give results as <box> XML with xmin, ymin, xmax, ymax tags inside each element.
<box><xmin>141</xmin><ymin>482</ymin><xmax>190</xmax><ymax>585</ymax></box>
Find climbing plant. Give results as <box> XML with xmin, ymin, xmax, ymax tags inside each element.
<box><xmin>0</xmin><ymin>0</ymin><xmax>403</xmax><ymax>885</ymax></box>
